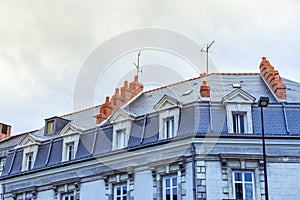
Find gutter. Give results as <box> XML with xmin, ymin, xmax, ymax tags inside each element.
<box><xmin>191</xmin><ymin>143</ymin><xmax>196</xmax><ymax>200</ymax></box>
<box><xmin>282</xmin><ymin>103</ymin><xmax>290</xmax><ymax>134</ymax></box>
<box><xmin>140</xmin><ymin>114</ymin><xmax>148</xmax><ymax>144</ymax></box>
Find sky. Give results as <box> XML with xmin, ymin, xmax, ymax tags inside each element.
<box><xmin>0</xmin><ymin>0</ymin><xmax>300</xmax><ymax>134</ymax></box>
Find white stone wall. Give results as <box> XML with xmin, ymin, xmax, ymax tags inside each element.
<box><xmin>80</xmin><ymin>180</ymin><xmax>106</xmax><ymax>200</ymax></box>
<box><xmin>268</xmin><ymin>163</ymin><xmax>300</xmax><ymax>200</ymax></box>
<box><xmin>206</xmin><ymin>161</ymin><xmax>227</xmax><ymax>200</ymax></box>
<box><xmin>184</xmin><ymin>162</ymin><xmax>193</xmax><ymax>200</ymax></box>
<box><xmin>133</xmin><ymin>171</ymin><xmax>153</xmax><ymax>200</ymax></box>
<box><xmin>37</xmin><ymin>190</ymin><xmax>54</xmax><ymax>200</ymax></box>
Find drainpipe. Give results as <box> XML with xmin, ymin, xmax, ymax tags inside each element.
<box><xmin>140</xmin><ymin>114</ymin><xmax>148</xmax><ymax>144</ymax></box>
<box><xmin>282</xmin><ymin>103</ymin><xmax>290</xmax><ymax>134</ymax></box>
<box><xmin>1</xmin><ymin>184</ymin><xmax>4</xmax><ymax>200</ymax></box>
<box><xmin>191</xmin><ymin>143</ymin><xmax>196</xmax><ymax>200</ymax></box>
<box><xmin>209</xmin><ymin>102</ymin><xmax>213</xmax><ymax>132</ymax></box>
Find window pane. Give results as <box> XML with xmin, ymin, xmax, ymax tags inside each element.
<box><xmin>240</xmin><ymin>115</ymin><xmax>245</xmax><ymax>133</ymax></box>
<box><xmin>71</xmin><ymin>196</ymin><xmax>74</xmax><ymax>200</ymax></box>
<box><xmin>235</xmin><ymin>183</ymin><xmax>243</xmax><ymax>199</ymax></box>
<box><xmin>234</xmin><ymin>172</ymin><xmax>242</xmax><ymax>181</ymax></box>
<box><xmin>173</xmin><ymin>188</ymin><xmax>177</xmax><ymax>195</ymax></box>
<box><xmin>173</xmin><ymin>194</ymin><xmax>178</xmax><ymax>200</ymax></box>
<box><xmin>233</xmin><ymin>114</ymin><xmax>237</xmax><ymax>133</ymax></box>
<box><xmin>123</xmin><ymin>196</ymin><xmax>127</xmax><ymax>200</ymax></box>
<box><xmin>166</xmin><ymin>194</ymin><xmax>171</xmax><ymax>200</ymax></box>
<box><xmin>166</xmin><ymin>189</ymin><xmax>170</xmax><ymax>195</ymax></box>
<box><xmin>245</xmin><ymin>172</ymin><xmax>252</xmax><ymax>182</ymax></box>
<box><xmin>116</xmin><ymin>187</ymin><xmax>121</xmax><ymax>195</ymax></box>
<box><xmin>172</xmin><ymin>177</ymin><xmax>177</xmax><ymax>186</ymax></box>
<box><xmin>117</xmin><ymin>197</ymin><xmax>120</xmax><ymax>200</ymax></box>
<box><xmin>123</xmin><ymin>186</ymin><xmax>127</xmax><ymax>194</ymax></box>
<box><xmin>245</xmin><ymin>183</ymin><xmax>253</xmax><ymax>199</ymax></box>
<box><xmin>166</xmin><ymin>178</ymin><xmax>170</xmax><ymax>187</ymax></box>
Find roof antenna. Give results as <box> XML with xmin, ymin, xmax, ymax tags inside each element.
<box><xmin>201</xmin><ymin>41</ymin><xmax>215</xmax><ymax>74</ymax></box>
<box><xmin>134</xmin><ymin>50</ymin><xmax>142</xmax><ymax>78</ymax></box>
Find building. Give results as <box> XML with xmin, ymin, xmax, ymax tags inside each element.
<box><xmin>0</xmin><ymin>57</ymin><xmax>300</xmax><ymax>200</ymax></box>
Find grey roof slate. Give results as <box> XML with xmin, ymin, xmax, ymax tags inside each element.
<box><xmin>125</xmin><ymin>74</ymin><xmax>277</xmax><ymax>116</ymax></box>
<box><xmin>2</xmin><ymin>73</ymin><xmax>300</xmax><ymax>177</ymax></box>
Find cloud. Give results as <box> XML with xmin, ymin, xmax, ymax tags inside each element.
<box><xmin>0</xmin><ymin>0</ymin><xmax>300</xmax><ymax>133</ymax></box>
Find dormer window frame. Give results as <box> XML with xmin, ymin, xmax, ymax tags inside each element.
<box><xmin>26</xmin><ymin>152</ymin><xmax>33</xmax><ymax>170</ymax></box>
<box><xmin>60</xmin><ymin>123</ymin><xmax>82</xmax><ymax>162</ymax></box>
<box><xmin>20</xmin><ymin>134</ymin><xmax>40</xmax><ymax>171</ymax></box>
<box><xmin>109</xmin><ymin>109</ymin><xmax>135</xmax><ymax>151</ymax></box>
<box><xmin>154</xmin><ymin>95</ymin><xmax>181</xmax><ymax>140</ymax></box>
<box><xmin>164</xmin><ymin>117</ymin><xmax>175</xmax><ymax>139</ymax></box>
<box><xmin>46</xmin><ymin>120</ymin><xmax>55</xmax><ymax>134</ymax></box>
<box><xmin>222</xmin><ymin>89</ymin><xmax>255</xmax><ymax>134</ymax></box>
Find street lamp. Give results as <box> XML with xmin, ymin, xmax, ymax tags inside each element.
<box><xmin>258</xmin><ymin>96</ymin><xmax>269</xmax><ymax>200</ymax></box>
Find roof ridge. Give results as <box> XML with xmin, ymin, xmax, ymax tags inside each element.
<box><xmin>144</xmin><ymin>75</ymin><xmax>202</xmax><ymax>93</ymax></box>
<box><xmin>59</xmin><ymin>104</ymin><xmax>101</xmax><ymax>118</ymax></box>
<box><xmin>143</xmin><ymin>72</ymin><xmax>259</xmax><ymax>94</ymax></box>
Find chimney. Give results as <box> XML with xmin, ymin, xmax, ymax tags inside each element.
<box><xmin>200</xmin><ymin>80</ymin><xmax>210</xmax><ymax>98</ymax></box>
<box><xmin>0</xmin><ymin>122</ymin><xmax>12</xmax><ymax>141</ymax></box>
<box><xmin>260</xmin><ymin>57</ymin><xmax>286</xmax><ymax>100</ymax></box>
<box><xmin>96</xmin><ymin>76</ymin><xmax>144</xmax><ymax>124</ymax></box>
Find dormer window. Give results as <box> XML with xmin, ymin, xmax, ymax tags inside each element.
<box><xmin>20</xmin><ymin>134</ymin><xmax>40</xmax><ymax>171</ymax></box>
<box><xmin>44</xmin><ymin>117</ymin><xmax>70</xmax><ymax>135</ymax></box>
<box><xmin>117</xmin><ymin>130</ymin><xmax>126</xmax><ymax>149</ymax></box>
<box><xmin>26</xmin><ymin>152</ymin><xmax>33</xmax><ymax>170</ymax></box>
<box><xmin>164</xmin><ymin>117</ymin><xmax>175</xmax><ymax>139</ymax></box>
<box><xmin>59</xmin><ymin>123</ymin><xmax>82</xmax><ymax>162</ymax></box>
<box><xmin>222</xmin><ymin>89</ymin><xmax>255</xmax><ymax>134</ymax></box>
<box><xmin>46</xmin><ymin>120</ymin><xmax>54</xmax><ymax>134</ymax></box>
<box><xmin>232</xmin><ymin>112</ymin><xmax>246</xmax><ymax>133</ymax></box>
<box><xmin>154</xmin><ymin>95</ymin><xmax>181</xmax><ymax>140</ymax></box>
<box><xmin>66</xmin><ymin>142</ymin><xmax>75</xmax><ymax>161</ymax></box>
<box><xmin>109</xmin><ymin>109</ymin><xmax>135</xmax><ymax>150</ymax></box>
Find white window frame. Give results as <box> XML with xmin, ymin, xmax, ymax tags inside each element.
<box><xmin>46</xmin><ymin>120</ymin><xmax>55</xmax><ymax>134</ymax></box>
<box><xmin>232</xmin><ymin>112</ymin><xmax>247</xmax><ymax>133</ymax></box>
<box><xmin>66</xmin><ymin>142</ymin><xmax>75</xmax><ymax>161</ymax></box>
<box><xmin>114</xmin><ymin>184</ymin><xmax>127</xmax><ymax>200</ymax></box>
<box><xmin>117</xmin><ymin>130</ymin><xmax>126</xmax><ymax>149</ymax></box>
<box><xmin>162</xmin><ymin>175</ymin><xmax>178</xmax><ymax>200</ymax></box>
<box><xmin>61</xmin><ymin>193</ymin><xmax>75</xmax><ymax>200</ymax></box>
<box><xmin>233</xmin><ymin>171</ymin><xmax>255</xmax><ymax>200</ymax></box>
<box><xmin>26</xmin><ymin>152</ymin><xmax>33</xmax><ymax>170</ymax></box>
<box><xmin>0</xmin><ymin>157</ymin><xmax>5</xmax><ymax>171</ymax></box>
<box><xmin>164</xmin><ymin>117</ymin><xmax>175</xmax><ymax>139</ymax></box>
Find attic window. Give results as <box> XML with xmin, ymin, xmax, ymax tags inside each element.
<box><xmin>46</xmin><ymin>121</ymin><xmax>54</xmax><ymax>134</ymax></box>
<box><xmin>232</xmin><ymin>84</ymin><xmax>241</xmax><ymax>88</ymax></box>
<box><xmin>183</xmin><ymin>90</ymin><xmax>193</xmax><ymax>96</ymax></box>
<box><xmin>1</xmin><ymin>124</ymin><xmax>8</xmax><ymax>134</ymax></box>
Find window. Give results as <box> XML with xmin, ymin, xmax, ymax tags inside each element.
<box><xmin>164</xmin><ymin>117</ymin><xmax>175</xmax><ymax>139</ymax></box>
<box><xmin>0</xmin><ymin>157</ymin><xmax>5</xmax><ymax>170</ymax></box>
<box><xmin>62</xmin><ymin>193</ymin><xmax>75</xmax><ymax>200</ymax></box>
<box><xmin>114</xmin><ymin>184</ymin><xmax>127</xmax><ymax>200</ymax></box>
<box><xmin>66</xmin><ymin>142</ymin><xmax>75</xmax><ymax>161</ymax></box>
<box><xmin>26</xmin><ymin>153</ymin><xmax>33</xmax><ymax>170</ymax></box>
<box><xmin>46</xmin><ymin>121</ymin><xmax>54</xmax><ymax>134</ymax></box>
<box><xmin>1</xmin><ymin>124</ymin><xmax>8</xmax><ymax>134</ymax></box>
<box><xmin>232</xmin><ymin>112</ymin><xmax>246</xmax><ymax>133</ymax></box>
<box><xmin>233</xmin><ymin>171</ymin><xmax>255</xmax><ymax>200</ymax></box>
<box><xmin>117</xmin><ymin>130</ymin><xmax>126</xmax><ymax>149</ymax></box>
<box><xmin>163</xmin><ymin>176</ymin><xmax>178</xmax><ymax>200</ymax></box>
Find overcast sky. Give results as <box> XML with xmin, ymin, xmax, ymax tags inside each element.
<box><xmin>1</xmin><ymin>0</ymin><xmax>300</xmax><ymax>134</ymax></box>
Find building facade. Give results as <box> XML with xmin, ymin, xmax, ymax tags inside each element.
<box><xmin>1</xmin><ymin>58</ymin><xmax>300</xmax><ymax>200</ymax></box>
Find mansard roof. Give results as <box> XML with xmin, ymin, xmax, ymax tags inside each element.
<box><xmin>2</xmin><ymin>71</ymin><xmax>300</xmax><ymax>178</ymax></box>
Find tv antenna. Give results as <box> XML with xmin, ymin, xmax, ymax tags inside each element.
<box><xmin>201</xmin><ymin>41</ymin><xmax>215</xmax><ymax>74</ymax></box>
<box><xmin>134</xmin><ymin>50</ymin><xmax>142</xmax><ymax>77</ymax></box>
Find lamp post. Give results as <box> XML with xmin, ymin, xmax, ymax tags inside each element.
<box><xmin>258</xmin><ymin>96</ymin><xmax>269</xmax><ymax>200</ymax></box>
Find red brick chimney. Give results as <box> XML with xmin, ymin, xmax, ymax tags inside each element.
<box><xmin>0</xmin><ymin>122</ymin><xmax>11</xmax><ymax>141</ymax></box>
<box><xmin>260</xmin><ymin>57</ymin><xmax>286</xmax><ymax>100</ymax></box>
<box><xmin>200</xmin><ymin>80</ymin><xmax>210</xmax><ymax>98</ymax></box>
<box><xmin>96</xmin><ymin>75</ymin><xmax>144</xmax><ymax>124</ymax></box>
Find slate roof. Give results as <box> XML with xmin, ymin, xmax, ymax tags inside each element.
<box><xmin>1</xmin><ymin>73</ymin><xmax>300</xmax><ymax>177</ymax></box>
